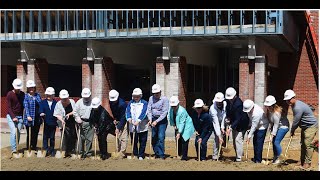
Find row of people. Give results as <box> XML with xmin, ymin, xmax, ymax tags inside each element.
<box><xmin>6</xmin><ymin>79</ymin><xmax>318</xmax><ymax>169</ymax></box>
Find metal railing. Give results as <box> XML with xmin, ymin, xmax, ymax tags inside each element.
<box><xmin>0</xmin><ymin>10</ymin><xmax>283</xmax><ymax>41</ymax></box>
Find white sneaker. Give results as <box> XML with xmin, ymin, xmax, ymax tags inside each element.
<box><xmin>139</xmin><ymin>157</ymin><xmax>143</xmax><ymax>160</ymax></box>
<box><xmin>272</xmin><ymin>159</ymin><xmax>281</xmax><ymax>165</ymax></box>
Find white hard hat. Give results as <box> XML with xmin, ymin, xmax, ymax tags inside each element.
<box><xmin>152</xmin><ymin>84</ymin><xmax>161</xmax><ymax>94</ymax></box>
<box><xmin>132</xmin><ymin>88</ymin><xmax>143</xmax><ymax>96</ymax></box>
<box><xmin>109</xmin><ymin>89</ymin><xmax>119</xmax><ymax>102</ymax></box>
<box><xmin>45</xmin><ymin>87</ymin><xmax>55</xmax><ymax>95</ymax></box>
<box><xmin>243</xmin><ymin>99</ymin><xmax>254</xmax><ymax>112</ymax></box>
<box><xmin>264</xmin><ymin>95</ymin><xmax>276</xmax><ymax>106</ymax></box>
<box><xmin>59</xmin><ymin>89</ymin><xmax>69</xmax><ymax>99</ymax></box>
<box><xmin>12</xmin><ymin>79</ymin><xmax>23</xmax><ymax>90</ymax></box>
<box><xmin>193</xmin><ymin>99</ymin><xmax>204</xmax><ymax>108</ymax></box>
<box><xmin>225</xmin><ymin>87</ymin><xmax>237</xmax><ymax>100</ymax></box>
<box><xmin>81</xmin><ymin>88</ymin><xmax>91</xmax><ymax>98</ymax></box>
<box><xmin>283</xmin><ymin>89</ymin><xmax>296</xmax><ymax>100</ymax></box>
<box><xmin>26</xmin><ymin>80</ymin><xmax>36</xmax><ymax>88</ymax></box>
<box><xmin>91</xmin><ymin>97</ymin><xmax>101</xmax><ymax>108</ymax></box>
<box><xmin>169</xmin><ymin>96</ymin><xmax>179</xmax><ymax>106</ymax></box>
<box><xmin>213</xmin><ymin>92</ymin><xmax>225</xmax><ymax>103</ymax></box>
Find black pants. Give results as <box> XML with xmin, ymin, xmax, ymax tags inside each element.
<box><xmin>175</xmin><ymin>130</ymin><xmax>190</xmax><ymax>159</ymax></box>
<box><xmin>97</xmin><ymin>132</ymin><xmax>109</xmax><ymax>156</ymax></box>
<box><xmin>26</xmin><ymin>124</ymin><xmax>40</xmax><ymax>150</ymax></box>
<box><xmin>43</xmin><ymin>124</ymin><xmax>56</xmax><ymax>154</ymax></box>
<box><xmin>130</xmin><ymin>131</ymin><xmax>148</xmax><ymax>158</ymax></box>
<box><xmin>195</xmin><ymin>131</ymin><xmax>212</xmax><ymax>161</ymax></box>
<box><xmin>61</xmin><ymin>123</ymin><xmax>76</xmax><ymax>155</ymax></box>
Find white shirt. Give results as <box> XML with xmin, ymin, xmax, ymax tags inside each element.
<box><xmin>47</xmin><ymin>100</ymin><xmax>53</xmax><ymax>110</ymax></box>
<box><xmin>247</xmin><ymin>104</ymin><xmax>269</xmax><ymax>139</ymax></box>
<box><xmin>209</xmin><ymin>101</ymin><xmax>227</xmax><ymax>137</ymax></box>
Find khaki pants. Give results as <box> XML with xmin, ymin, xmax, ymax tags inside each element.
<box><xmin>116</xmin><ymin>122</ymin><xmax>128</xmax><ymax>156</ymax></box>
<box><xmin>301</xmin><ymin>125</ymin><xmax>318</xmax><ymax>164</ymax></box>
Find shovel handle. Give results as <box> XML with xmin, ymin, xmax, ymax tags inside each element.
<box><xmin>94</xmin><ymin>133</ymin><xmax>97</xmax><ymax>158</ymax></box>
<box><xmin>28</xmin><ymin>126</ymin><xmax>31</xmax><ymax>152</ymax></box>
<box><xmin>76</xmin><ymin>124</ymin><xmax>81</xmax><ymax>154</ymax></box>
<box><xmin>131</xmin><ymin>128</ymin><xmax>135</xmax><ymax>159</ymax></box>
<box><xmin>198</xmin><ymin>140</ymin><xmax>200</xmax><ymax>161</ymax></box>
<box><xmin>149</xmin><ymin>127</ymin><xmax>152</xmax><ymax>158</ymax></box>
<box><xmin>217</xmin><ymin>142</ymin><xmax>222</xmax><ymax>161</ymax></box>
<box><xmin>59</xmin><ymin>122</ymin><xmax>66</xmax><ymax>151</ymax></box>
<box><xmin>245</xmin><ymin>140</ymin><xmax>249</xmax><ymax>160</ymax></box>
<box><xmin>266</xmin><ymin>132</ymin><xmax>272</xmax><ymax>161</ymax></box>
<box><xmin>115</xmin><ymin>131</ymin><xmax>118</xmax><ymax>152</ymax></box>
<box><xmin>284</xmin><ymin>136</ymin><xmax>293</xmax><ymax>157</ymax></box>
<box><xmin>15</xmin><ymin>126</ymin><xmax>19</xmax><ymax>152</ymax></box>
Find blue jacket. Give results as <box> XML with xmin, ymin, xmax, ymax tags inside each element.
<box><xmin>191</xmin><ymin>110</ymin><xmax>213</xmax><ymax>139</ymax></box>
<box><xmin>226</xmin><ymin>97</ymin><xmax>249</xmax><ymax>131</ymax></box>
<box><xmin>169</xmin><ymin>106</ymin><xmax>195</xmax><ymax>141</ymax></box>
<box><xmin>126</xmin><ymin>99</ymin><xmax>148</xmax><ymax>133</ymax></box>
<box><xmin>39</xmin><ymin>99</ymin><xmax>58</xmax><ymax>126</ymax></box>
<box><xmin>109</xmin><ymin>98</ymin><xmax>127</xmax><ymax>131</ymax></box>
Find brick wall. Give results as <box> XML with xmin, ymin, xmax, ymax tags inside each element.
<box><xmin>239</xmin><ymin>57</ymin><xmax>255</xmax><ymax>101</ymax></box>
<box><xmin>82</xmin><ymin>58</ymin><xmax>93</xmax><ymax>90</ymax></box>
<box><xmin>178</xmin><ymin>56</ymin><xmax>187</xmax><ymax>108</ymax></box>
<box><xmin>17</xmin><ymin>60</ymin><xmax>27</xmax><ymax>92</ymax></box>
<box><xmin>34</xmin><ymin>59</ymin><xmax>48</xmax><ymax>98</ymax></box>
<box><xmin>309</xmin><ymin>11</ymin><xmax>319</xmax><ymax>50</ymax></box>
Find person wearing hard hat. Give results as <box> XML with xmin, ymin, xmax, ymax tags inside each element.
<box><xmin>126</xmin><ymin>88</ymin><xmax>149</xmax><ymax>160</ymax></box>
<box><xmin>263</xmin><ymin>95</ymin><xmax>290</xmax><ymax>165</ymax></box>
<box><xmin>23</xmin><ymin>80</ymin><xmax>42</xmax><ymax>151</ymax></box>
<box><xmin>224</xmin><ymin>87</ymin><xmax>249</xmax><ymax>162</ymax></box>
<box><xmin>147</xmin><ymin>84</ymin><xmax>169</xmax><ymax>160</ymax></box>
<box><xmin>73</xmin><ymin>88</ymin><xmax>93</xmax><ymax>159</ymax></box>
<box><xmin>39</xmin><ymin>87</ymin><xmax>58</xmax><ymax>157</ymax></box>
<box><xmin>284</xmin><ymin>89</ymin><xmax>318</xmax><ymax>170</ymax></box>
<box><xmin>53</xmin><ymin>89</ymin><xmax>77</xmax><ymax>157</ymax></box>
<box><xmin>191</xmin><ymin>99</ymin><xmax>213</xmax><ymax>161</ymax></box>
<box><xmin>6</xmin><ymin>78</ymin><xmax>25</xmax><ymax>155</ymax></box>
<box><xmin>90</xmin><ymin>97</ymin><xmax>115</xmax><ymax>160</ymax></box>
<box><xmin>109</xmin><ymin>89</ymin><xmax>128</xmax><ymax>158</ymax></box>
<box><xmin>209</xmin><ymin>92</ymin><xmax>226</xmax><ymax>160</ymax></box>
<box><xmin>168</xmin><ymin>96</ymin><xmax>195</xmax><ymax>161</ymax></box>
<box><xmin>243</xmin><ymin>99</ymin><xmax>269</xmax><ymax>163</ymax></box>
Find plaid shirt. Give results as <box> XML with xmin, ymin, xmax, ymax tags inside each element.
<box><xmin>23</xmin><ymin>92</ymin><xmax>42</xmax><ymax>126</ymax></box>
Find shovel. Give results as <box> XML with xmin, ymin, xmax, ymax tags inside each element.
<box><xmin>24</xmin><ymin>126</ymin><xmax>36</xmax><ymax>158</ymax></box>
<box><xmin>55</xmin><ymin>122</ymin><xmax>66</xmax><ymax>158</ymax></box>
<box><xmin>13</xmin><ymin>126</ymin><xmax>23</xmax><ymax>158</ymax></box>
<box><xmin>71</xmin><ymin>124</ymin><xmax>81</xmax><ymax>159</ymax></box>
<box><xmin>262</xmin><ymin>133</ymin><xmax>272</xmax><ymax>165</ymax></box>
<box><xmin>174</xmin><ymin>136</ymin><xmax>181</xmax><ymax>159</ymax></box>
<box><xmin>217</xmin><ymin>141</ymin><xmax>222</xmax><ymax>161</ymax></box>
<box><xmin>37</xmin><ymin>123</ymin><xmax>46</xmax><ymax>158</ymax></box>
<box><xmin>146</xmin><ymin>127</ymin><xmax>154</xmax><ymax>160</ymax></box>
<box><xmin>127</xmin><ymin>126</ymin><xmax>136</xmax><ymax>160</ymax></box>
<box><xmin>111</xmin><ymin>132</ymin><xmax>120</xmax><ymax>158</ymax></box>
<box><xmin>279</xmin><ymin>136</ymin><xmax>293</xmax><ymax>161</ymax></box>
<box><xmin>198</xmin><ymin>140</ymin><xmax>201</xmax><ymax>161</ymax></box>
<box><xmin>91</xmin><ymin>131</ymin><xmax>101</xmax><ymax>160</ymax></box>
<box><xmin>244</xmin><ymin>139</ymin><xmax>249</xmax><ymax>162</ymax></box>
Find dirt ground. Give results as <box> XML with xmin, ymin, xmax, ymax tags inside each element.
<box><xmin>1</xmin><ymin>133</ymin><xmax>318</xmax><ymax>171</ymax></box>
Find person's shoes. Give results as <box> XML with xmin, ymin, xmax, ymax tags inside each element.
<box><xmin>272</xmin><ymin>159</ymin><xmax>281</xmax><ymax>165</ymax></box>
<box><xmin>138</xmin><ymin>157</ymin><xmax>143</xmax><ymax>160</ymax></box>
<box><xmin>101</xmin><ymin>154</ymin><xmax>107</xmax><ymax>160</ymax></box>
<box><xmin>235</xmin><ymin>158</ymin><xmax>242</xmax><ymax>162</ymax></box>
<box><xmin>81</xmin><ymin>154</ymin><xmax>87</xmax><ymax>159</ymax></box>
<box><xmin>212</xmin><ymin>156</ymin><xmax>218</xmax><ymax>161</ymax></box>
<box><xmin>160</xmin><ymin>156</ymin><xmax>165</xmax><ymax>160</ymax></box>
<box><xmin>181</xmin><ymin>157</ymin><xmax>188</xmax><ymax>161</ymax></box>
<box><xmin>11</xmin><ymin>150</ymin><xmax>17</xmax><ymax>155</ymax></box>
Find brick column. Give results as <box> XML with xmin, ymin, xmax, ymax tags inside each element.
<box><xmin>239</xmin><ymin>57</ymin><xmax>255</xmax><ymax>101</ymax></box>
<box><xmin>155</xmin><ymin>56</ymin><xmax>187</xmax><ymax>108</ymax></box>
<box><xmin>92</xmin><ymin>57</ymin><xmax>114</xmax><ymax>116</ymax></box>
<box><xmin>17</xmin><ymin>60</ymin><xmax>28</xmax><ymax>92</ymax></box>
<box><xmin>254</xmin><ymin>56</ymin><xmax>267</xmax><ymax>107</ymax></box>
<box><xmin>82</xmin><ymin>58</ymin><xmax>93</xmax><ymax>89</ymax></box>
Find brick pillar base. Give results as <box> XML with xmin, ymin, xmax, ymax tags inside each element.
<box><xmin>239</xmin><ymin>57</ymin><xmax>255</xmax><ymax>101</ymax></box>
<box><xmin>17</xmin><ymin>58</ymin><xmax>48</xmax><ymax>97</ymax></box>
<box><xmin>155</xmin><ymin>56</ymin><xmax>187</xmax><ymax>108</ymax></box>
<box><xmin>92</xmin><ymin>57</ymin><xmax>114</xmax><ymax>117</ymax></box>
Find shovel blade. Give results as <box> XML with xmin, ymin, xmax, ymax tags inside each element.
<box><xmin>36</xmin><ymin>150</ymin><xmax>46</xmax><ymax>158</ymax></box>
<box><xmin>24</xmin><ymin>150</ymin><xmax>36</xmax><ymax>158</ymax></box>
<box><xmin>13</xmin><ymin>153</ymin><xmax>23</xmax><ymax>158</ymax></box>
<box><xmin>71</xmin><ymin>154</ymin><xmax>81</xmax><ymax>159</ymax></box>
<box><xmin>55</xmin><ymin>151</ymin><xmax>65</xmax><ymax>158</ymax></box>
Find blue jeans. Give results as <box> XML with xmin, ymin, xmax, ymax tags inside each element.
<box><xmin>130</xmin><ymin>131</ymin><xmax>148</xmax><ymax>158</ymax></box>
<box><xmin>253</xmin><ymin>129</ymin><xmax>267</xmax><ymax>163</ymax></box>
<box><xmin>152</xmin><ymin>122</ymin><xmax>167</xmax><ymax>158</ymax></box>
<box><xmin>7</xmin><ymin>114</ymin><xmax>23</xmax><ymax>152</ymax></box>
<box><xmin>195</xmin><ymin>131</ymin><xmax>212</xmax><ymax>161</ymax></box>
<box><xmin>272</xmin><ymin>127</ymin><xmax>289</xmax><ymax>161</ymax></box>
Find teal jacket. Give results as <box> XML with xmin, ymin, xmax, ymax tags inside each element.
<box><xmin>169</xmin><ymin>105</ymin><xmax>195</xmax><ymax>141</ymax></box>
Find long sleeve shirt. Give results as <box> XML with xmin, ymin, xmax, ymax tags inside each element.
<box><xmin>126</xmin><ymin>99</ymin><xmax>149</xmax><ymax>133</ymax></box>
<box><xmin>268</xmin><ymin>111</ymin><xmax>290</xmax><ymax>136</ymax></box>
<box><xmin>109</xmin><ymin>98</ymin><xmax>127</xmax><ymax>130</ymax></box>
<box><xmin>226</xmin><ymin>97</ymin><xmax>249</xmax><ymax>132</ymax></box>
<box><xmin>6</xmin><ymin>90</ymin><xmax>25</xmax><ymax>119</ymax></box>
<box><xmin>73</xmin><ymin>98</ymin><xmax>92</xmax><ymax>122</ymax></box>
<box><xmin>247</xmin><ymin>104</ymin><xmax>269</xmax><ymax>139</ymax></box>
<box><xmin>209</xmin><ymin>101</ymin><xmax>227</xmax><ymax>137</ymax></box>
<box><xmin>291</xmin><ymin>100</ymin><xmax>318</xmax><ymax>134</ymax></box>
<box><xmin>147</xmin><ymin>96</ymin><xmax>169</xmax><ymax>124</ymax></box>
<box><xmin>23</xmin><ymin>92</ymin><xmax>42</xmax><ymax>126</ymax></box>
<box><xmin>191</xmin><ymin>111</ymin><xmax>213</xmax><ymax>139</ymax></box>
<box><xmin>39</xmin><ymin>99</ymin><xmax>58</xmax><ymax>126</ymax></box>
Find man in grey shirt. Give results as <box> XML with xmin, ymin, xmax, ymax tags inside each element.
<box><xmin>74</xmin><ymin>88</ymin><xmax>93</xmax><ymax>158</ymax></box>
<box><xmin>284</xmin><ymin>89</ymin><xmax>318</xmax><ymax>170</ymax></box>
